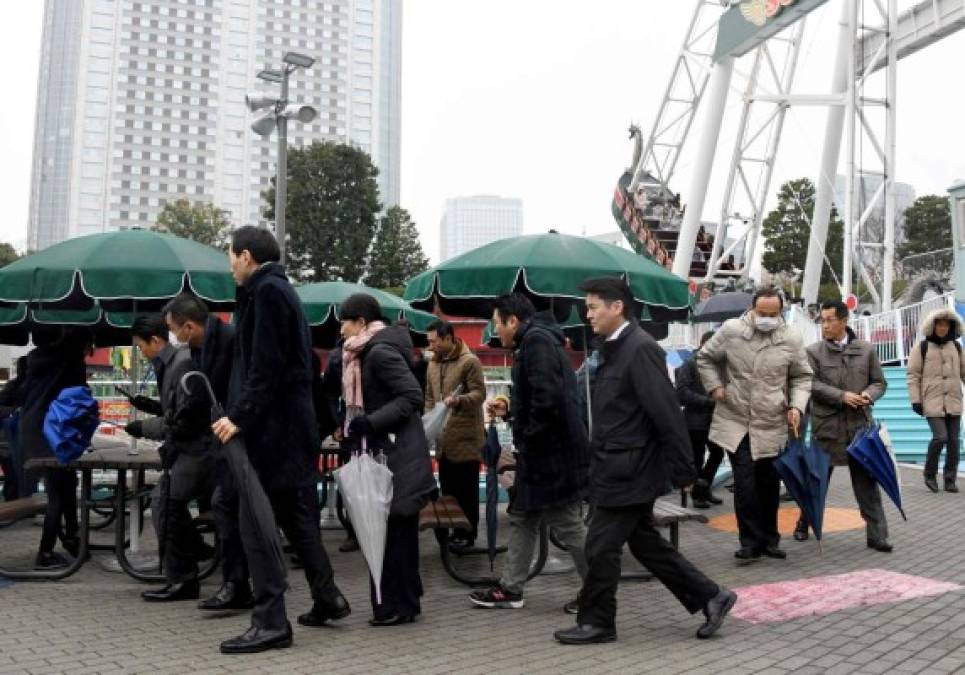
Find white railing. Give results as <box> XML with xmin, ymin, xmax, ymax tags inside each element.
<box><xmin>853</xmin><ymin>292</ymin><xmax>954</xmax><ymax>365</ymax></box>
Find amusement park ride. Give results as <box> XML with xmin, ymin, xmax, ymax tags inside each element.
<box><xmin>616</xmin><ymin>0</ymin><xmax>965</xmax><ymax>311</ymax></box>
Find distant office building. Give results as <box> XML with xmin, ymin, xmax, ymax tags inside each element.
<box><xmin>28</xmin><ymin>0</ymin><xmax>402</xmax><ymax>252</ymax></box>
<box><xmin>832</xmin><ymin>175</ymin><xmax>916</xmax><ymax>243</ymax></box>
<box><xmin>439</xmin><ymin>196</ymin><xmax>523</xmax><ymax>261</ymax></box>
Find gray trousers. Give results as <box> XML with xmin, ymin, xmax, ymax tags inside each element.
<box><xmin>800</xmin><ymin>458</ymin><xmax>888</xmax><ymax>542</ymax></box>
<box><xmin>500</xmin><ymin>501</ymin><xmax>588</xmax><ymax>595</ymax></box>
<box><xmin>926</xmin><ymin>415</ymin><xmax>961</xmax><ymax>483</ymax></box>
<box><xmin>845</xmin><ymin>457</ymin><xmax>889</xmax><ymax>542</ymax></box>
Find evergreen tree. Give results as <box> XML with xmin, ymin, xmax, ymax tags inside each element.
<box><xmin>365</xmin><ymin>206</ymin><xmax>429</xmax><ymax>288</ymax></box>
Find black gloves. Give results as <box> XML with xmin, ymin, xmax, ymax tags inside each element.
<box><xmin>912</xmin><ymin>403</ymin><xmax>924</xmax><ymax>416</ymax></box>
<box><xmin>347</xmin><ymin>415</ymin><xmax>373</xmax><ymax>438</ymax></box>
<box><xmin>125</xmin><ymin>420</ymin><xmax>144</xmax><ymax>438</ymax></box>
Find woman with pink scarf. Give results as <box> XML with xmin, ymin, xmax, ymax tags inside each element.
<box><xmin>339</xmin><ymin>293</ymin><xmax>436</xmax><ymax>626</ymax></box>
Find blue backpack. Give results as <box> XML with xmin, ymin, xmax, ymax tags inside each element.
<box><xmin>43</xmin><ymin>386</ymin><xmax>100</xmax><ymax>465</ymax></box>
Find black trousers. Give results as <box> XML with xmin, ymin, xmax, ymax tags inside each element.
<box><xmin>212</xmin><ymin>460</ymin><xmax>248</xmax><ymax>586</ymax></box>
<box><xmin>1</xmin><ymin>455</ymin><xmax>17</xmax><ymax>501</ymax></box>
<box><xmin>370</xmin><ymin>513</ymin><xmax>422</xmax><ymax>620</ymax></box>
<box><xmin>268</xmin><ymin>485</ymin><xmax>340</xmax><ymax>607</ymax></box>
<box><xmin>154</xmin><ymin>496</ymin><xmax>204</xmax><ymax>583</ymax></box>
<box><xmin>925</xmin><ymin>415</ymin><xmax>961</xmax><ymax>483</ymax></box>
<box><xmin>577</xmin><ymin>501</ymin><xmax>719</xmax><ymax>629</ymax></box>
<box><xmin>688</xmin><ymin>429</ymin><xmax>725</xmax><ymax>485</ymax></box>
<box><xmin>40</xmin><ymin>468</ymin><xmax>78</xmax><ymax>553</ymax></box>
<box><xmin>731</xmin><ymin>435</ymin><xmax>781</xmax><ymax>551</ymax></box>
<box><xmin>438</xmin><ymin>456</ymin><xmax>480</xmax><ymax>543</ymax></box>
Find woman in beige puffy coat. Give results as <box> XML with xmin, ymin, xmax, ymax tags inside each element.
<box><xmin>907</xmin><ymin>307</ymin><xmax>965</xmax><ymax>493</ymax></box>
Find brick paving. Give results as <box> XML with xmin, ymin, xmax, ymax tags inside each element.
<box><xmin>1</xmin><ymin>465</ymin><xmax>964</xmax><ymax>674</ymax></box>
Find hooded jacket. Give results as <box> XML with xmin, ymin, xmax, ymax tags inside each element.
<box><xmin>507</xmin><ymin>311</ymin><xmax>588</xmax><ymax>513</ymax></box>
<box><xmin>907</xmin><ymin>307</ymin><xmax>965</xmax><ymax>418</ymax></box>
<box><xmin>696</xmin><ymin>311</ymin><xmax>812</xmax><ymax>460</ymax></box>
<box><xmin>424</xmin><ymin>337</ymin><xmax>486</xmax><ymax>463</ymax></box>
<box><xmin>359</xmin><ymin>324</ymin><xmax>437</xmax><ymax>516</ymax></box>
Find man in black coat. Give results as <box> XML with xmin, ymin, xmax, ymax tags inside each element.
<box><xmin>554</xmin><ymin>278</ymin><xmax>736</xmax><ymax>645</ymax></box>
<box><xmin>470</xmin><ymin>293</ymin><xmax>589</xmax><ymax>613</ymax></box>
<box><xmin>211</xmin><ymin>227</ymin><xmax>349</xmax><ymax>654</ymax></box>
<box><xmin>163</xmin><ymin>293</ymin><xmax>253</xmax><ymax>611</ymax></box>
<box><xmin>675</xmin><ymin>331</ymin><xmax>724</xmax><ymax>508</ymax></box>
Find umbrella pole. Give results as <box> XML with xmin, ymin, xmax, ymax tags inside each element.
<box><xmin>583</xmin><ymin>325</ymin><xmax>592</xmax><ymax>437</ymax></box>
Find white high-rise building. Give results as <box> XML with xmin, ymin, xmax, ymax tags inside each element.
<box><xmin>27</xmin><ymin>0</ymin><xmax>402</xmax><ymax>252</ymax></box>
<box><xmin>439</xmin><ymin>196</ymin><xmax>523</xmax><ymax>261</ymax></box>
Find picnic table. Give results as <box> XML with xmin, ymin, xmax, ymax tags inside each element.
<box><xmin>1</xmin><ymin>437</ymin><xmax>216</xmax><ymax>582</ymax></box>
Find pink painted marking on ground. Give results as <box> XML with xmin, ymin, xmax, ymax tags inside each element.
<box><xmin>731</xmin><ymin>569</ymin><xmax>962</xmax><ymax>624</ymax></box>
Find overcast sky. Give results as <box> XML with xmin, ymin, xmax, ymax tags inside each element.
<box><xmin>2</xmin><ymin>1</ymin><xmax>963</xmax><ymax>263</ymax></box>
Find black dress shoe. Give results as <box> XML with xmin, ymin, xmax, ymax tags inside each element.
<box><xmin>199</xmin><ymin>582</ymin><xmax>254</xmax><ymax>611</ymax></box>
<box><xmin>793</xmin><ymin>520</ymin><xmax>809</xmax><ymax>542</ymax></box>
<box><xmin>762</xmin><ymin>545</ymin><xmax>787</xmax><ymax>559</ymax></box>
<box><xmin>368</xmin><ymin>615</ymin><xmax>417</xmax><ymax>627</ymax></box>
<box><xmin>867</xmin><ymin>539</ymin><xmax>893</xmax><ymax>553</ymax></box>
<box><xmin>697</xmin><ymin>588</ymin><xmax>737</xmax><ymax>639</ymax></box>
<box><xmin>142</xmin><ymin>579</ymin><xmax>200</xmax><ymax>602</ymax></box>
<box><xmin>339</xmin><ymin>537</ymin><xmax>360</xmax><ymax>553</ymax></box>
<box><xmin>705</xmin><ymin>491</ymin><xmax>723</xmax><ymax>505</ymax></box>
<box><xmin>925</xmin><ymin>476</ymin><xmax>940</xmax><ymax>493</ymax></box>
<box><xmin>220</xmin><ymin>622</ymin><xmax>293</xmax><ymax>654</ymax></box>
<box><xmin>563</xmin><ymin>599</ymin><xmax>579</xmax><ymax>615</ymax></box>
<box><xmin>297</xmin><ymin>594</ymin><xmax>352</xmax><ymax>626</ymax></box>
<box><xmin>553</xmin><ymin>624</ymin><xmax>617</xmax><ymax>645</ymax></box>
<box><xmin>691</xmin><ymin>495</ymin><xmax>711</xmax><ymax>509</ymax></box>
<box><xmin>34</xmin><ymin>551</ymin><xmax>70</xmax><ymax>570</ymax></box>
<box><xmin>945</xmin><ymin>482</ymin><xmax>959</xmax><ymax>493</ymax></box>
<box><xmin>734</xmin><ymin>547</ymin><xmax>761</xmax><ymax>562</ymax></box>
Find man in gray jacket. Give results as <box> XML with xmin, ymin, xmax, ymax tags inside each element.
<box><xmin>803</xmin><ymin>300</ymin><xmax>891</xmax><ymax>552</ymax></box>
<box><xmin>126</xmin><ymin>315</ymin><xmax>213</xmax><ymax>601</ymax></box>
<box><xmin>697</xmin><ymin>287</ymin><xmax>812</xmax><ymax>562</ymax></box>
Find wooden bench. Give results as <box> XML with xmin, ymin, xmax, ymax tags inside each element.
<box><xmin>419</xmin><ymin>495</ymin><xmax>546</xmax><ymax>587</ymax></box>
<box><xmin>652</xmin><ymin>498</ymin><xmax>709</xmax><ymax>550</ymax></box>
<box><xmin>0</xmin><ymin>495</ymin><xmax>47</xmax><ymax>528</ymax></box>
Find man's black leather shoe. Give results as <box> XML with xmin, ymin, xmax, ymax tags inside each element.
<box><xmin>734</xmin><ymin>547</ymin><xmax>761</xmax><ymax>563</ymax></box>
<box><xmin>697</xmin><ymin>588</ymin><xmax>737</xmax><ymax>639</ymax></box>
<box><xmin>297</xmin><ymin>594</ymin><xmax>351</xmax><ymax>626</ymax></box>
<box><xmin>762</xmin><ymin>545</ymin><xmax>787</xmax><ymax>559</ymax></box>
<box><xmin>793</xmin><ymin>520</ymin><xmax>809</xmax><ymax>542</ymax></box>
<box><xmin>945</xmin><ymin>482</ymin><xmax>959</xmax><ymax>493</ymax></box>
<box><xmin>867</xmin><ymin>539</ymin><xmax>893</xmax><ymax>553</ymax></box>
<box><xmin>142</xmin><ymin>579</ymin><xmax>200</xmax><ymax>602</ymax></box>
<box><xmin>198</xmin><ymin>582</ymin><xmax>254</xmax><ymax>611</ymax></box>
<box><xmin>925</xmin><ymin>476</ymin><xmax>940</xmax><ymax>493</ymax></box>
<box><xmin>219</xmin><ymin>622</ymin><xmax>293</xmax><ymax>654</ymax></box>
<box><xmin>554</xmin><ymin>624</ymin><xmax>617</xmax><ymax>645</ymax></box>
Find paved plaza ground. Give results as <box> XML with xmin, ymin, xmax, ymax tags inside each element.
<box><xmin>1</xmin><ymin>464</ymin><xmax>964</xmax><ymax>674</ymax></box>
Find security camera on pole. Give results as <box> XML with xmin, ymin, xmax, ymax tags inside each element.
<box><xmin>246</xmin><ymin>52</ymin><xmax>318</xmax><ymax>265</ymax></box>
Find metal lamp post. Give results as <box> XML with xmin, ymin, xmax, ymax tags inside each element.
<box><xmin>246</xmin><ymin>52</ymin><xmax>318</xmax><ymax>265</ymax></box>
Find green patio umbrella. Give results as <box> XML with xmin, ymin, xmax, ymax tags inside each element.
<box><xmin>0</xmin><ymin>303</ymin><xmax>138</xmax><ymax>347</ymax></box>
<box><xmin>403</xmin><ymin>230</ymin><xmax>691</xmax><ymax>322</ymax></box>
<box><xmin>295</xmin><ymin>281</ymin><xmax>438</xmax><ymax>348</ymax></box>
<box><xmin>0</xmin><ymin>229</ymin><xmax>235</xmax><ymax>311</ymax></box>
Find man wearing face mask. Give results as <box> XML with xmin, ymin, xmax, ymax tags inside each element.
<box><xmin>696</xmin><ymin>286</ymin><xmax>812</xmax><ymax>563</ymax></box>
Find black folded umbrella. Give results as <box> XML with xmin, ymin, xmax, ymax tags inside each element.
<box><xmin>180</xmin><ymin>372</ymin><xmax>286</xmax><ymax>587</ymax></box>
<box><xmin>481</xmin><ymin>423</ymin><xmax>502</xmax><ymax>570</ymax></box>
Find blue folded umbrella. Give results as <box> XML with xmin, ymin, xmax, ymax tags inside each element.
<box><xmin>43</xmin><ymin>386</ymin><xmax>100</xmax><ymax>465</ymax></box>
<box><xmin>774</xmin><ymin>433</ymin><xmax>830</xmax><ymax>541</ymax></box>
<box><xmin>481</xmin><ymin>423</ymin><xmax>502</xmax><ymax>570</ymax></box>
<box><xmin>847</xmin><ymin>420</ymin><xmax>907</xmax><ymax>521</ymax></box>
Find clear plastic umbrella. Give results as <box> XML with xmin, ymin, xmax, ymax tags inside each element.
<box><xmin>334</xmin><ymin>442</ymin><xmax>393</xmax><ymax>603</ymax></box>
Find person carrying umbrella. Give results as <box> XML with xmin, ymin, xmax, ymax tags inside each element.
<box><xmin>555</xmin><ymin>278</ymin><xmax>735</xmax><ymax>645</ymax></box>
<box><xmin>795</xmin><ymin>300</ymin><xmax>892</xmax><ymax>552</ymax></box>
<box><xmin>125</xmin><ymin>315</ymin><xmax>215</xmax><ymax>601</ymax></box>
<box><xmin>18</xmin><ymin>327</ymin><xmax>92</xmax><ymax>570</ymax></box>
<box><xmin>907</xmin><ymin>307</ymin><xmax>965</xmax><ymax>494</ymax></box>
<box><xmin>424</xmin><ymin>319</ymin><xmax>486</xmax><ymax>550</ymax></box>
<box><xmin>162</xmin><ymin>293</ymin><xmax>258</xmax><ymax>611</ymax></box>
<box><xmin>470</xmin><ymin>293</ymin><xmax>589</xmax><ymax>614</ymax></box>
<box><xmin>338</xmin><ymin>292</ymin><xmax>437</xmax><ymax>626</ymax></box>
<box><xmin>696</xmin><ymin>286</ymin><xmax>812</xmax><ymax>563</ymax></box>
<box><xmin>212</xmin><ymin>227</ymin><xmax>350</xmax><ymax>654</ymax></box>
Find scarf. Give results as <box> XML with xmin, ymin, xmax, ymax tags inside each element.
<box><xmin>341</xmin><ymin>321</ymin><xmax>386</xmax><ymax>421</ymax></box>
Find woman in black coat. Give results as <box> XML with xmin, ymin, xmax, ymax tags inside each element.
<box><xmin>340</xmin><ymin>293</ymin><xmax>436</xmax><ymax>626</ymax></box>
<box><xmin>19</xmin><ymin>327</ymin><xmax>92</xmax><ymax>569</ymax></box>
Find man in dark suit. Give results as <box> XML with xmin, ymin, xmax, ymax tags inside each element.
<box><xmin>554</xmin><ymin>277</ymin><xmax>736</xmax><ymax>645</ymax></box>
